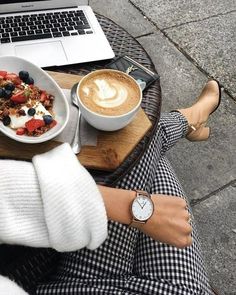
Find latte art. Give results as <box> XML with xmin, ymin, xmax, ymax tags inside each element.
<box><xmin>79</xmin><ymin>71</ymin><xmax>140</xmax><ymax>116</ymax></box>
<box><xmin>83</xmin><ymin>78</ymin><xmax>128</xmax><ymax>108</ymax></box>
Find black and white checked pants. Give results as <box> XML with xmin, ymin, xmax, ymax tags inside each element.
<box><xmin>37</xmin><ymin>112</ymin><xmax>214</xmax><ymax>295</ymax></box>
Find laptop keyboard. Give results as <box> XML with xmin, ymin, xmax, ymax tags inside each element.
<box><xmin>0</xmin><ymin>9</ymin><xmax>93</xmax><ymax>44</ymax></box>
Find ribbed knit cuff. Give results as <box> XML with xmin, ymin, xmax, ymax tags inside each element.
<box><xmin>0</xmin><ymin>160</ymin><xmax>49</xmax><ymax>247</ymax></box>
<box><xmin>0</xmin><ymin>275</ymin><xmax>28</xmax><ymax>294</ymax></box>
<box><xmin>33</xmin><ymin>143</ymin><xmax>107</xmax><ymax>251</ymax></box>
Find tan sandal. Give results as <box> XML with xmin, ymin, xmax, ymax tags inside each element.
<box><xmin>177</xmin><ymin>80</ymin><xmax>221</xmax><ymax>142</ymax></box>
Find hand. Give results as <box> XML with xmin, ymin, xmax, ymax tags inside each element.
<box><xmin>134</xmin><ymin>194</ymin><xmax>192</xmax><ymax>249</ymax></box>
<box><xmin>98</xmin><ymin>186</ymin><xmax>192</xmax><ymax>249</ymax></box>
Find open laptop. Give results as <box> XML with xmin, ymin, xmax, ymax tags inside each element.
<box><xmin>0</xmin><ymin>0</ymin><xmax>115</xmax><ymax>67</ymax></box>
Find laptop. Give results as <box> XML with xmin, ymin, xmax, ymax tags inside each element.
<box><xmin>0</xmin><ymin>0</ymin><xmax>115</xmax><ymax>67</ymax></box>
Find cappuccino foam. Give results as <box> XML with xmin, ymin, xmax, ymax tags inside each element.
<box><xmin>79</xmin><ymin>71</ymin><xmax>140</xmax><ymax>116</ymax></box>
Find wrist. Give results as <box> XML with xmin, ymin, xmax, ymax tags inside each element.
<box><xmin>98</xmin><ymin>185</ymin><xmax>135</xmax><ymax>225</ymax></box>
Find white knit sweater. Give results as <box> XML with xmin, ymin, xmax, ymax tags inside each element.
<box><xmin>0</xmin><ymin>143</ymin><xmax>107</xmax><ymax>294</ymax></box>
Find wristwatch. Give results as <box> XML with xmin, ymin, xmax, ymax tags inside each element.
<box><xmin>129</xmin><ymin>190</ymin><xmax>154</xmax><ymax>227</ymax></box>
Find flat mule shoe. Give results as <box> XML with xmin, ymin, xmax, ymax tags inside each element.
<box><xmin>177</xmin><ymin>80</ymin><xmax>221</xmax><ymax>142</ymax></box>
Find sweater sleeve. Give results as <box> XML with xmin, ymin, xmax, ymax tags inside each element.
<box><xmin>0</xmin><ymin>143</ymin><xmax>107</xmax><ymax>251</ymax></box>
<box><xmin>0</xmin><ymin>275</ymin><xmax>28</xmax><ymax>295</ymax></box>
<box><xmin>32</xmin><ymin>143</ymin><xmax>107</xmax><ymax>251</ymax></box>
<box><xmin>0</xmin><ymin>159</ymin><xmax>49</xmax><ymax>247</ymax></box>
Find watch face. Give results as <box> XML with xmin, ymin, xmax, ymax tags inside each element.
<box><xmin>132</xmin><ymin>195</ymin><xmax>154</xmax><ymax>221</ymax></box>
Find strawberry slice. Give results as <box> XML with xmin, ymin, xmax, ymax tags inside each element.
<box><xmin>25</xmin><ymin>118</ymin><xmax>45</xmax><ymax>132</ymax></box>
<box><xmin>16</xmin><ymin>128</ymin><xmax>26</xmax><ymax>135</ymax></box>
<box><xmin>40</xmin><ymin>91</ymin><xmax>47</xmax><ymax>102</ymax></box>
<box><xmin>6</xmin><ymin>73</ymin><xmax>22</xmax><ymax>85</ymax></box>
<box><xmin>0</xmin><ymin>71</ymin><xmax>7</xmax><ymax>79</ymax></box>
<box><xmin>49</xmin><ymin>120</ymin><xmax>57</xmax><ymax>128</ymax></box>
<box><xmin>11</xmin><ymin>90</ymin><xmax>27</xmax><ymax>103</ymax></box>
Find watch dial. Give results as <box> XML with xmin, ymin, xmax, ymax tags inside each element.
<box><xmin>132</xmin><ymin>195</ymin><xmax>154</xmax><ymax>221</ymax></box>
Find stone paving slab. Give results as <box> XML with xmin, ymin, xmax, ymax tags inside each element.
<box><xmin>193</xmin><ymin>183</ymin><xmax>236</xmax><ymax>295</ymax></box>
<box><xmin>130</xmin><ymin>0</ymin><xmax>236</xmax><ymax>28</ymax></box>
<box><xmin>137</xmin><ymin>32</ymin><xmax>236</xmax><ymax>201</ymax></box>
<box><xmin>89</xmin><ymin>0</ymin><xmax>155</xmax><ymax>37</ymax></box>
<box><xmin>165</xmin><ymin>11</ymin><xmax>236</xmax><ymax>99</ymax></box>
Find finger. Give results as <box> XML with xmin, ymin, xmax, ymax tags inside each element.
<box><xmin>188</xmin><ymin>212</ymin><xmax>191</xmax><ymax>223</ymax></box>
<box><xmin>188</xmin><ymin>216</ymin><xmax>192</xmax><ymax>224</ymax></box>
<box><xmin>187</xmin><ymin>212</ymin><xmax>192</xmax><ymax>224</ymax></box>
<box><xmin>185</xmin><ymin>223</ymin><xmax>192</xmax><ymax>235</ymax></box>
<box><xmin>178</xmin><ymin>198</ymin><xmax>187</xmax><ymax>208</ymax></box>
<box><xmin>183</xmin><ymin>234</ymin><xmax>193</xmax><ymax>248</ymax></box>
<box><xmin>186</xmin><ymin>235</ymin><xmax>193</xmax><ymax>247</ymax></box>
<box><xmin>181</xmin><ymin>220</ymin><xmax>192</xmax><ymax>235</ymax></box>
<box><xmin>183</xmin><ymin>210</ymin><xmax>190</xmax><ymax>221</ymax></box>
<box><xmin>175</xmin><ymin>234</ymin><xmax>192</xmax><ymax>249</ymax></box>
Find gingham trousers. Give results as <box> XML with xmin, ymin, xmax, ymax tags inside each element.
<box><xmin>36</xmin><ymin>112</ymin><xmax>213</xmax><ymax>295</ymax></box>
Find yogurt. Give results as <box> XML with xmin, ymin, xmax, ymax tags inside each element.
<box><xmin>9</xmin><ymin>102</ymin><xmax>51</xmax><ymax>129</ymax></box>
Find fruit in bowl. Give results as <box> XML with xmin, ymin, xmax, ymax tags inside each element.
<box><xmin>0</xmin><ymin>70</ymin><xmax>57</xmax><ymax>137</ymax></box>
<box><xmin>0</xmin><ymin>56</ymin><xmax>69</xmax><ymax>144</ymax></box>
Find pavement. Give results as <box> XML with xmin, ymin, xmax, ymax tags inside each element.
<box><xmin>89</xmin><ymin>1</ymin><xmax>236</xmax><ymax>294</ymax></box>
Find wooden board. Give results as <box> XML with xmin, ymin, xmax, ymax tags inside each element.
<box><xmin>0</xmin><ymin>71</ymin><xmax>152</xmax><ymax>171</ymax></box>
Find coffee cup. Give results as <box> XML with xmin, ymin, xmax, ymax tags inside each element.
<box><xmin>76</xmin><ymin>69</ymin><xmax>142</xmax><ymax>131</ymax></box>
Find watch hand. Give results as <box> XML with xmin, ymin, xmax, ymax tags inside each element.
<box><xmin>141</xmin><ymin>201</ymin><xmax>147</xmax><ymax>209</ymax></box>
<box><xmin>137</xmin><ymin>200</ymin><xmax>143</xmax><ymax>208</ymax></box>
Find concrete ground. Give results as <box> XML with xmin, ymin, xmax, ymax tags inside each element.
<box><xmin>89</xmin><ymin>1</ymin><xmax>236</xmax><ymax>294</ymax></box>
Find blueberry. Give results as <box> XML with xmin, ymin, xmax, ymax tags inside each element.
<box><xmin>19</xmin><ymin>70</ymin><xmax>29</xmax><ymax>81</ymax></box>
<box><xmin>4</xmin><ymin>89</ymin><xmax>12</xmax><ymax>99</ymax></box>
<box><xmin>5</xmin><ymin>83</ymin><xmax>15</xmax><ymax>91</ymax></box>
<box><xmin>28</xmin><ymin>108</ymin><xmax>36</xmax><ymax>116</ymax></box>
<box><xmin>25</xmin><ymin>77</ymin><xmax>34</xmax><ymax>85</ymax></box>
<box><xmin>0</xmin><ymin>88</ymin><xmax>6</xmax><ymax>98</ymax></box>
<box><xmin>2</xmin><ymin>116</ymin><xmax>11</xmax><ymax>126</ymax></box>
<box><xmin>43</xmin><ymin>115</ymin><xmax>53</xmax><ymax>125</ymax></box>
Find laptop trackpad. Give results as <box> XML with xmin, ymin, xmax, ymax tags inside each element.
<box><xmin>15</xmin><ymin>41</ymin><xmax>67</xmax><ymax>66</ymax></box>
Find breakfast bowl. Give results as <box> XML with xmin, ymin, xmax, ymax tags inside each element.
<box><xmin>0</xmin><ymin>56</ymin><xmax>69</xmax><ymax>144</ymax></box>
<box><xmin>76</xmin><ymin>69</ymin><xmax>142</xmax><ymax>131</ymax></box>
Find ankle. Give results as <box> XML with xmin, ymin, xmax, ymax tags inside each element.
<box><xmin>177</xmin><ymin>107</ymin><xmax>194</xmax><ymax>125</ymax></box>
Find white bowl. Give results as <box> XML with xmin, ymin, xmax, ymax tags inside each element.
<box><xmin>76</xmin><ymin>69</ymin><xmax>142</xmax><ymax>131</ymax></box>
<box><xmin>0</xmin><ymin>56</ymin><xmax>69</xmax><ymax>144</ymax></box>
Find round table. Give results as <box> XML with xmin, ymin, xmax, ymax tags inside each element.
<box><xmin>48</xmin><ymin>14</ymin><xmax>162</xmax><ymax>186</ymax></box>
<box><xmin>0</xmin><ymin>15</ymin><xmax>162</xmax><ymax>291</ymax></box>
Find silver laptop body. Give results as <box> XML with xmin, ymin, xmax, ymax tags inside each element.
<box><xmin>0</xmin><ymin>0</ymin><xmax>115</xmax><ymax>67</ymax></box>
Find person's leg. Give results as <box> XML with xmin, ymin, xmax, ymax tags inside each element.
<box><xmin>117</xmin><ymin>111</ymin><xmax>188</xmax><ymax>192</ymax></box>
<box><xmin>131</xmin><ymin>156</ymin><xmax>213</xmax><ymax>295</ymax></box>
<box><xmin>0</xmin><ymin>246</ymin><xmax>58</xmax><ymax>294</ymax></box>
<box><xmin>36</xmin><ymin>80</ymin><xmax>220</xmax><ymax>294</ymax></box>
<box><xmin>36</xmin><ymin>112</ymin><xmax>189</xmax><ymax>295</ymax></box>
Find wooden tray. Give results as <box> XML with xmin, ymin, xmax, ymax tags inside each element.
<box><xmin>0</xmin><ymin>71</ymin><xmax>152</xmax><ymax>171</ymax></box>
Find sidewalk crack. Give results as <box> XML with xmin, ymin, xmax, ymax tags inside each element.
<box><xmin>129</xmin><ymin>0</ymin><xmax>236</xmax><ymax>101</ymax></box>
<box><xmin>135</xmin><ymin>32</ymin><xmax>154</xmax><ymax>39</ymax></box>
<box><xmin>190</xmin><ymin>179</ymin><xmax>236</xmax><ymax>207</ymax></box>
<box><xmin>162</xmin><ymin>9</ymin><xmax>236</xmax><ymax>31</ymax></box>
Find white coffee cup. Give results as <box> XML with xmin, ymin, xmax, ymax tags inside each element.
<box><xmin>76</xmin><ymin>69</ymin><xmax>143</xmax><ymax>131</ymax></box>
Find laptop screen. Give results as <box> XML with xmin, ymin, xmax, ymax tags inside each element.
<box><xmin>0</xmin><ymin>0</ymin><xmax>88</xmax><ymax>14</ymax></box>
<box><xmin>0</xmin><ymin>1</ymin><xmax>87</xmax><ymax>13</ymax></box>
<box><xmin>0</xmin><ymin>0</ymin><xmax>48</xmax><ymax>3</ymax></box>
